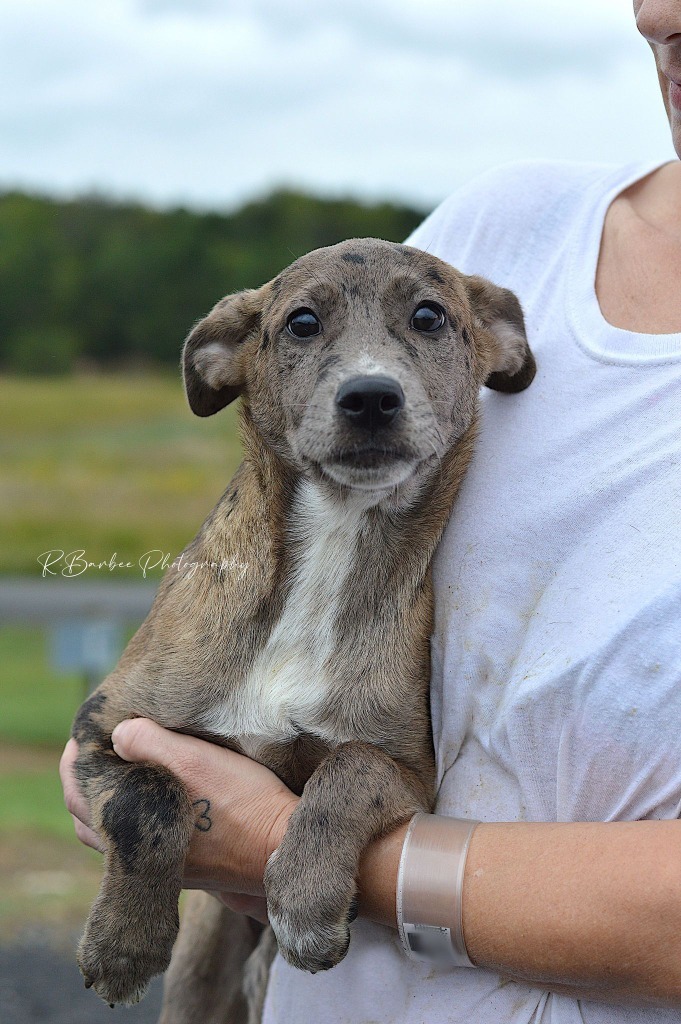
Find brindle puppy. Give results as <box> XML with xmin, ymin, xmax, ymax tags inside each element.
<box><xmin>72</xmin><ymin>238</ymin><xmax>535</xmax><ymax>1020</ymax></box>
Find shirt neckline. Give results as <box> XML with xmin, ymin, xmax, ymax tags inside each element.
<box><xmin>566</xmin><ymin>159</ymin><xmax>681</xmax><ymax>365</ymax></box>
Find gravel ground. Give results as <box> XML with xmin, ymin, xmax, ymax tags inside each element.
<box><xmin>0</xmin><ymin>944</ymin><xmax>164</xmax><ymax>1024</ymax></box>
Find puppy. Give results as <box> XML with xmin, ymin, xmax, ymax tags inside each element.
<box><xmin>72</xmin><ymin>238</ymin><xmax>535</xmax><ymax>1021</ymax></box>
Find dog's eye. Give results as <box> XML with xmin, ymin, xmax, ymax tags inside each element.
<box><xmin>410</xmin><ymin>303</ymin><xmax>446</xmax><ymax>333</ymax></box>
<box><xmin>286</xmin><ymin>308</ymin><xmax>322</xmax><ymax>339</ymax></box>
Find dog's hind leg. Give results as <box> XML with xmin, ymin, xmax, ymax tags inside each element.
<box><xmin>244</xmin><ymin>925</ymin><xmax>278</xmax><ymax>1024</ymax></box>
<box><xmin>73</xmin><ymin>694</ymin><xmax>195</xmax><ymax>1007</ymax></box>
<box><xmin>159</xmin><ymin>891</ymin><xmax>271</xmax><ymax>1024</ymax></box>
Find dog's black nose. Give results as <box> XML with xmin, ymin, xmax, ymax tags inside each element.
<box><xmin>335</xmin><ymin>375</ymin><xmax>405</xmax><ymax>430</ymax></box>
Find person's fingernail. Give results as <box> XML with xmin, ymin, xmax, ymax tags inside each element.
<box><xmin>111</xmin><ymin>721</ymin><xmax>129</xmax><ymax>749</ymax></box>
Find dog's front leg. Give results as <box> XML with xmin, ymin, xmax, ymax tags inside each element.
<box><xmin>263</xmin><ymin>741</ymin><xmax>429</xmax><ymax>973</ymax></box>
<box><xmin>74</xmin><ymin>730</ymin><xmax>195</xmax><ymax>1006</ymax></box>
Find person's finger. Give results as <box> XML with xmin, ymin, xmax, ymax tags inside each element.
<box><xmin>112</xmin><ymin>717</ymin><xmax>207</xmax><ymax>777</ymax></box>
<box><xmin>111</xmin><ymin>718</ymin><xmax>238</xmax><ymax>800</ymax></box>
<box><xmin>59</xmin><ymin>738</ymin><xmax>92</xmax><ymax>827</ymax></box>
<box><xmin>112</xmin><ymin>718</ymin><xmax>204</xmax><ymax>771</ymax></box>
<box><xmin>73</xmin><ymin>814</ymin><xmax>106</xmax><ymax>854</ymax></box>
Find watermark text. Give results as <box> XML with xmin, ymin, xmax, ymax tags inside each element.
<box><xmin>37</xmin><ymin>549</ymin><xmax>249</xmax><ymax>581</ymax></box>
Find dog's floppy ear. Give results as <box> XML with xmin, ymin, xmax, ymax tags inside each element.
<box><xmin>182</xmin><ymin>286</ymin><xmax>267</xmax><ymax>417</ymax></box>
<box><xmin>466</xmin><ymin>276</ymin><xmax>536</xmax><ymax>393</ymax></box>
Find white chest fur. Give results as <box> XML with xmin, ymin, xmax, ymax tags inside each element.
<box><xmin>200</xmin><ymin>480</ymin><xmax>368</xmax><ymax>753</ymax></box>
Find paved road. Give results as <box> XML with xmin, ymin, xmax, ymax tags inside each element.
<box><xmin>0</xmin><ymin>944</ymin><xmax>163</xmax><ymax>1024</ymax></box>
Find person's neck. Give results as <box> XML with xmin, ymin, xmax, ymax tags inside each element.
<box><xmin>625</xmin><ymin>160</ymin><xmax>681</xmax><ymax>244</ymax></box>
<box><xmin>595</xmin><ymin>160</ymin><xmax>681</xmax><ymax>335</ymax></box>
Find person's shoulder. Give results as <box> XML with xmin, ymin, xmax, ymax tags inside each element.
<box><xmin>405</xmin><ymin>159</ymin><xmax>617</xmax><ymax>269</ymax></box>
<box><xmin>467</xmin><ymin>157</ymin><xmax>613</xmax><ymax>195</ymax></box>
<box><xmin>411</xmin><ymin>159</ymin><xmax>617</xmax><ymax>235</ymax></box>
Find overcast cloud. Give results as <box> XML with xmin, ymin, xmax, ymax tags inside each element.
<box><xmin>0</xmin><ymin>0</ymin><xmax>675</xmax><ymax>211</ymax></box>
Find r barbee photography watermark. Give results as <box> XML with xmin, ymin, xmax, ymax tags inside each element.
<box><xmin>37</xmin><ymin>549</ymin><xmax>249</xmax><ymax>581</ymax></box>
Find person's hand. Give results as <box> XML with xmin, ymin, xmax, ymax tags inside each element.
<box><xmin>60</xmin><ymin>738</ymin><xmax>105</xmax><ymax>853</ymax></box>
<box><xmin>59</xmin><ymin>720</ymin><xmax>299</xmax><ymax>912</ymax></box>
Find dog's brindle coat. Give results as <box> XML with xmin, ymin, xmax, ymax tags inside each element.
<box><xmin>72</xmin><ymin>238</ymin><xmax>535</xmax><ymax>1019</ymax></box>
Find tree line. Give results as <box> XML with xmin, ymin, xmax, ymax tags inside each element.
<box><xmin>0</xmin><ymin>188</ymin><xmax>425</xmax><ymax>373</ymax></box>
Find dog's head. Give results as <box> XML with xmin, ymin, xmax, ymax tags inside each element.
<box><xmin>183</xmin><ymin>238</ymin><xmax>535</xmax><ymax>497</ymax></box>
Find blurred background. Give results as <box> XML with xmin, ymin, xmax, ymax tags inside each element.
<box><xmin>0</xmin><ymin>0</ymin><xmax>675</xmax><ymax>1019</ymax></box>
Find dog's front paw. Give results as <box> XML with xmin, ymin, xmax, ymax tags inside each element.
<box><xmin>78</xmin><ymin>893</ymin><xmax>178</xmax><ymax>1006</ymax></box>
<box><xmin>264</xmin><ymin>847</ymin><xmax>358</xmax><ymax>973</ymax></box>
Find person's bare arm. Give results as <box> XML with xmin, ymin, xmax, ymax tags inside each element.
<box><xmin>360</xmin><ymin>817</ymin><xmax>681</xmax><ymax>1008</ymax></box>
<box><xmin>61</xmin><ymin>720</ymin><xmax>681</xmax><ymax>1007</ymax></box>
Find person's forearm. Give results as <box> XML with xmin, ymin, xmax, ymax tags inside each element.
<box><xmin>358</xmin><ymin>819</ymin><xmax>681</xmax><ymax>1007</ymax></box>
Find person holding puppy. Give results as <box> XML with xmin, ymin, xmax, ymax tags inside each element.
<box><xmin>61</xmin><ymin>0</ymin><xmax>681</xmax><ymax>1020</ymax></box>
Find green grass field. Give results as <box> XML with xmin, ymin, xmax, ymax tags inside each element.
<box><xmin>0</xmin><ymin>625</ymin><xmax>82</xmax><ymax>749</ymax></box>
<box><xmin>0</xmin><ymin>372</ymin><xmax>243</xmax><ymax>575</ymax></box>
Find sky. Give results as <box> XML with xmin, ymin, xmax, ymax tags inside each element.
<box><xmin>1</xmin><ymin>0</ymin><xmax>676</xmax><ymax>213</ymax></box>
